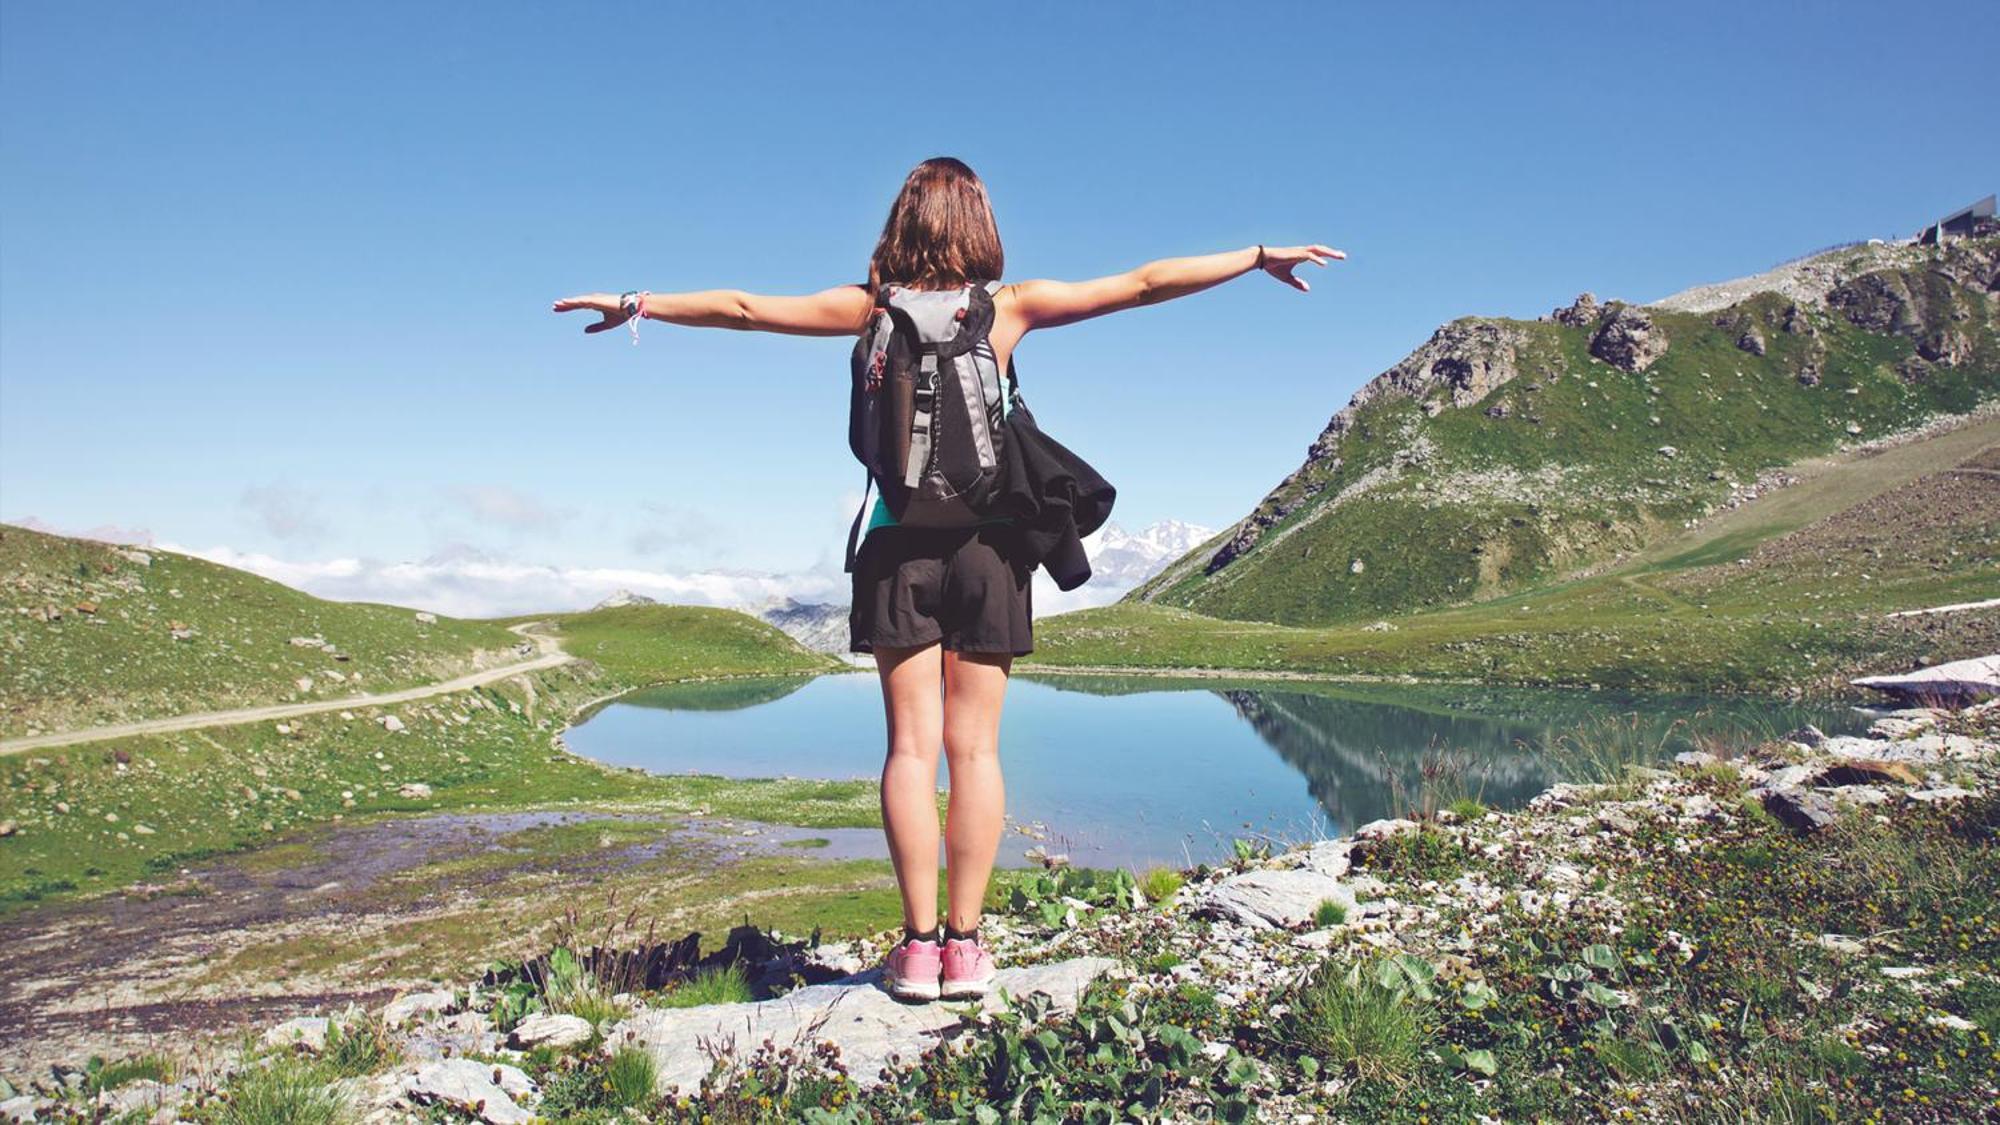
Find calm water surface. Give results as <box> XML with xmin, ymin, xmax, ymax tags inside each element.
<box><xmin>564</xmin><ymin>673</ymin><xmax>1867</xmax><ymax>869</ymax></box>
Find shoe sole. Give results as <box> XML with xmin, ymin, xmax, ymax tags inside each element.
<box><xmin>888</xmin><ymin>979</ymin><xmax>940</xmax><ymax>1002</ymax></box>
<box><xmin>940</xmin><ymin>974</ymin><xmax>994</xmax><ymax>999</ymax></box>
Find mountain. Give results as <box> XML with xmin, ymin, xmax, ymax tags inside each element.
<box><xmin>593</xmin><ymin>589</ymin><xmax>659</xmax><ymax>610</ymax></box>
<box><xmin>1084</xmin><ymin>520</ymin><xmax>1214</xmax><ymax>586</ymax></box>
<box><xmin>1132</xmin><ymin>231</ymin><xmax>2000</xmax><ymax>626</ymax></box>
<box><xmin>754</xmin><ymin>597</ymin><xmax>850</xmax><ymax>654</ymax></box>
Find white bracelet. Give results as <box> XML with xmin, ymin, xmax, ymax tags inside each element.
<box><xmin>620</xmin><ymin>291</ymin><xmax>649</xmax><ymax>345</ymax></box>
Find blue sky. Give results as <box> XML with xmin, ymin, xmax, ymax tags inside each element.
<box><xmin>3</xmin><ymin>2</ymin><xmax>1995</xmax><ymax>612</ymax></box>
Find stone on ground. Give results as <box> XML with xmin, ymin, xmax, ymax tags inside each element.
<box><xmin>608</xmin><ymin>956</ymin><xmax>1120</xmax><ymax>1095</ymax></box>
<box><xmin>403</xmin><ymin>1059</ymin><xmax>536</xmax><ymax>1125</ymax></box>
<box><xmin>1853</xmin><ymin>655</ymin><xmax>2000</xmax><ymax>704</ymax></box>
<box><xmin>382</xmin><ymin>988</ymin><xmax>455</xmax><ymax>1027</ymax></box>
<box><xmin>1193</xmin><ymin>868</ymin><xmax>1357</xmax><ymax>930</ymax></box>
<box><xmin>507</xmin><ymin>1012</ymin><xmax>593</xmax><ymax>1050</ymax></box>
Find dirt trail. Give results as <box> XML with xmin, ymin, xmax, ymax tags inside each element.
<box><xmin>0</xmin><ymin>622</ymin><xmax>572</xmax><ymax>756</ymax></box>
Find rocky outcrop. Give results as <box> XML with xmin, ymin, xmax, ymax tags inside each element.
<box><xmin>608</xmin><ymin>957</ymin><xmax>1121</xmax><ymax>1094</ymax></box>
<box><xmin>1588</xmin><ymin>304</ymin><xmax>1669</xmax><ymax>372</ymax></box>
<box><xmin>1202</xmin><ymin>319</ymin><xmax>1525</xmax><ymax>574</ymax></box>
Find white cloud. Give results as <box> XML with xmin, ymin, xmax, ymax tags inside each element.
<box><xmin>239</xmin><ymin>485</ymin><xmax>328</xmax><ymax>540</ymax></box>
<box><xmin>448</xmin><ymin>484</ymin><xmax>575</xmax><ymax>532</ymax></box>
<box><xmin>162</xmin><ymin>541</ymin><xmax>847</xmax><ymax>619</ymax></box>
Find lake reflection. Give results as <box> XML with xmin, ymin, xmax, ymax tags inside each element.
<box><xmin>564</xmin><ymin>672</ymin><xmax>1864</xmax><ymax>870</ymax></box>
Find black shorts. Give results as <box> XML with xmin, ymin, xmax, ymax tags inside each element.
<box><xmin>849</xmin><ymin>523</ymin><xmax>1033</xmax><ymax>657</ymax></box>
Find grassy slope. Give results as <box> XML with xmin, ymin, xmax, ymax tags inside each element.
<box><xmin>1030</xmin><ymin>418</ymin><xmax>2000</xmax><ymax>693</ymax></box>
<box><xmin>0</xmin><ymin>524</ymin><xmax>529</xmax><ymax>739</ymax></box>
<box><xmin>1</xmin><ymin>537</ymin><xmax>854</xmax><ymax>906</ymax></box>
<box><xmin>1140</xmin><ymin>244</ymin><xmax>1999</xmax><ymax>627</ymax></box>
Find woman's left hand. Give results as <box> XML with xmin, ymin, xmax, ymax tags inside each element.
<box><xmin>551</xmin><ymin>293</ymin><xmax>630</xmax><ymax>334</ymax></box>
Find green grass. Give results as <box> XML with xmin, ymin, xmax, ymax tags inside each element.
<box><xmin>1313</xmin><ymin>898</ymin><xmax>1349</xmax><ymax>927</ymax></box>
<box><xmin>516</xmin><ymin>603</ymin><xmax>838</xmax><ymax>685</ymax></box>
<box><xmin>656</xmin><ymin>964</ymin><xmax>754</xmax><ymax>1008</ymax></box>
<box><xmin>1132</xmin><ymin>240</ymin><xmax>1999</xmax><ymax>631</ymax></box>
<box><xmin>211</xmin><ymin>1052</ymin><xmax>350</xmax><ymax>1125</ymax></box>
<box><xmin>0</xmin><ymin>523</ymin><xmax>524</xmax><ymax>739</ymax></box>
<box><xmin>1275</xmin><ymin>960</ymin><xmax>1436</xmax><ymax>1086</ymax></box>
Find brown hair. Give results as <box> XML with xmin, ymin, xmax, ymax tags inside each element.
<box><xmin>866</xmin><ymin>157</ymin><xmax>1005</xmax><ymax>292</ymax></box>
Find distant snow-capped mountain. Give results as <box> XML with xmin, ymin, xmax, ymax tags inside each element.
<box><xmin>754</xmin><ymin>596</ymin><xmax>850</xmax><ymax>653</ymax></box>
<box><xmin>1083</xmin><ymin>520</ymin><xmax>1213</xmax><ymax>586</ymax></box>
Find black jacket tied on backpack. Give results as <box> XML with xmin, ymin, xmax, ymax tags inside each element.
<box><xmin>845</xmin><ymin>279</ymin><xmax>1115</xmax><ymax>591</ymax></box>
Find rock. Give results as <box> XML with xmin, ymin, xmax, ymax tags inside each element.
<box><xmin>1813</xmin><ymin>759</ymin><xmax>1920</xmax><ymax>788</ymax></box>
<box><xmin>1781</xmin><ymin>724</ymin><xmax>1828</xmax><ymax>748</ymax></box>
<box><xmin>402</xmin><ymin>1011</ymin><xmax>499</xmax><ymax>1061</ymax></box>
<box><xmin>1853</xmin><ymin>656</ymin><xmax>2000</xmax><ymax>706</ymax></box>
<box><xmin>1907</xmin><ymin>786</ymin><xmax>1977</xmax><ymax>804</ymax></box>
<box><xmin>0</xmin><ymin>1096</ymin><xmax>48</xmax><ymax>1124</ymax></box>
<box><xmin>1550</xmin><ymin>292</ymin><xmax>1601</xmax><ymax>327</ymax></box>
<box><xmin>1588</xmin><ymin>304</ymin><xmax>1669</xmax><ymax>372</ymax></box>
<box><xmin>1736</xmin><ymin>327</ymin><xmax>1767</xmax><ymax>355</ymax></box>
<box><xmin>1879</xmin><ymin>966</ymin><xmax>1926</xmax><ymax>980</ymax></box>
<box><xmin>1196</xmin><ymin>869</ymin><xmax>1356</xmax><ymax>930</ymax></box>
<box><xmin>802</xmin><ymin>940</ymin><xmax>867</xmax><ymax>980</ymax></box>
<box><xmin>1816</xmin><ymin>934</ymin><xmax>1868</xmax><ymax>956</ymax></box>
<box><xmin>415</xmin><ymin>611</ymin><xmax>438</xmax><ymax>624</ymax></box>
<box><xmin>1354</xmin><ymin>818</ymin><xmax>1419</xmax><ymax>841</ymax></box>
<box><xmin>1797</xmin><ymin>365</ymin><xmax>1822</xmax><ymax>387</ymax></box>
<box><xmin>397</xmin><ymin>782</ymin><xmax>434</xmax><ymax>800</ymax></box>
<box><xmin>609</xmin><ymin>957</ymin><xmax>1120</xmax><ymax>1095</ymax></box>
<box><xmin>380</xmin><ymin>715</ymin><xmax>406</xmax><ymax>733</ymax></box>
<box><xmin>1287</xmin><ymin>840</ymin><xmax>1354</xmax><ymax>880</ymax></box>
<box><xmin>1757</xmin><ymin>787</ymin><xmax>1839</xmax><ymax>834</ymax></box>
<box><xmin>95</xmin><ymin>1079</ymin><xmax>183</xmax><ymax>1117</ymax></box>
<box><xmin>0</xmin><ymin>821</ymin><xmax>16</xmax><ymax>838</ymax></box>
<box><xmin>1845</xmin><ymin>421</ymin><xmax>1864</xmax><ymax>436</ymax></box>
<box><xmin>1831</xmin><ymin>785</ymin><xmax>1891</xmax><ymax>807</ymax></box>
<box><xmin>1673</xmin><ymin>751</ymin><xmax>1717</xmax><ymax>769</ymax></box>
<box><xmin>1657</xmin><ymin>445</ymin><xmax>1679</xmax><ymax>459</ymax></box>
<box><xmin>263</xmin><ymin>1015</ymin><xmax>332</xmax><ymax>1051</ymax></box>
<box><xmin>1349</xmin><ymin>557</ymin><xmax>1366</xmax><ymax>574</ymax></box>
<box><xmin>403</xmin><ymin>1059</ymin><xmax>535</xmax><ymax>1125</ymax></box>
<box><xmin>382</xmin><ymin>988</ymin><xmax>455</xmax><ymax>1027</ymax></box>
<box><xmin>507</xmin><ymin>1012</ymin><xmax>593</xmax><ymax>1050</ymax></box>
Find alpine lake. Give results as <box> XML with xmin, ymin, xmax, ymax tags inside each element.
<box><xmin>563</xmin><ymin>670</ymin><xmax>1868</xmax><ymax>871</ymax></box>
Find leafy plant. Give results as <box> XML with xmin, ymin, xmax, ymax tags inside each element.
<box><xmin>1139</xmin><ymin>866</ymin><xmax>1185</xmax><ymax>904</ymax></box>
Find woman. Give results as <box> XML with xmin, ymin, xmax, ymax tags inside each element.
<box><xmin>554</xmin><ymin>157</ymin><xmax>1340</xmax><ymax>1002</ymax></box>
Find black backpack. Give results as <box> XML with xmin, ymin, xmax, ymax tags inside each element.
<box><xmin>844</xmin><ymin>280</ymin><xmax>1021</xmax><ymax>569</ymax></box>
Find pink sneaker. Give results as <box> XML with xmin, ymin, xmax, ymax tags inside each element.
<box><xmin>881</xmin><ymin>938</ymin><xmax>941</xmax><ymax>1001</ymax></box>
<box><xmin>941</xmin><ymin>936</ymin><xmax>996</xmax><ymax>999</ymax></box>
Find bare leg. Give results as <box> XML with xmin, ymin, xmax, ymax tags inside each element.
<box><xmin>875</xmin><ymin>642</ymin><xmax>944</xmax><ymax>934</ymax></box>
<box><xmin>941</xmin><ymin>649</ymin><xmax>1011</xmax><ymax>932</ymax></box>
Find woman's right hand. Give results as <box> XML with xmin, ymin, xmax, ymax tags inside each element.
<box><xmin>1257</xmin><ymin>244</ymin><xmax>1346</xmax><ymax>292</ymax></box>
<box><xmin>552</xmin><ymin>293</ymin><xmax>631</xmax><ymax>334</ymax></box>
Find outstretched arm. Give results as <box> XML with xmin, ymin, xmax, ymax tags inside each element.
<box><xmin>1007</xmin><ymin>243</ymin><xmax>1343</xmax><ymax>331</ymax></box>
<box><xmin>552</xmin><ymin>284</ymin><xmax>874</xmax><ymax>338</ymax></box>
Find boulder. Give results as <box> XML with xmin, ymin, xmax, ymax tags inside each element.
<box><xmin>263</xmin><ymin>1015</ymin><xmax>332</xmax><ymax>1051</ymax></box>
<box><xmin>1736</xmin><ymin>327</ymin><xmax>1767</xmax><ymax>355</ymax></box>
<box><xmin>1853</xmin><ymin>656</ymin><xmax>2000</xmax><ymax>706</ymax></box>
<box><xmin>1757</xmin><ymin>787</ymin><xmax>1839</xmax><ymax>834</ymax></box>
<box><xmin>403</xmin><ymin>1059</ymin><xmax>535</xmax><ymax>1125</ymax></box>
<box><xmin>397</xmin><ymin>782</ymin><xmax>434</xmax><ymax>800</ymax></box>
<box><xmin>1195</xmin><ymin>868</ymin><xmax>1357</xmax><ymax>930</ymax></box>
<box><xmin>1354</xmin><ymin>818</ymin><xmax>1419</xmax><ymax>841</ymax></box>
<box><xmin>507</xmin><ymin>1012</ymin><xmax>593</xmax><ymax>1050</ymax></box>
<box><xmin>1812</xmin><ymin>760</ymin><xmax>1921</xmax><ymax>788</ymax></box>
<box><xmin>1589</xmin><ymin>305</ymin><xmax>1669</xmax><ymax>372</ymax></box>
<box><xmin>1550</xmin><ymin>292</ymin><xmax>1602</xmax><ymax>327</ymax></box>
<box><xmin>380</xmin><ymin>715</ymin><xmax>407</xmax><ymax>733</ymax></box>
<box><xmin>382</xmin><ymin>988</ymin><xmax>455</xmax><ymax>1027</ymax></box>
<box><xmin>608</xmin><ymin>957</ymin><xmax>1119</xmax><ymax>1095</ymax></box>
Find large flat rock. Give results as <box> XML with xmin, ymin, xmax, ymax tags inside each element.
<box><xmin>607</xmin><ymin>956</ymin><xmax>1119</xmax><ymax>1094</ymax></box>
<box><xmin>1854</xmin><ymin>655</ymin><xmax>2000</xmax><ymax>703</ymax></box>
<box><xmin>1194</xmin><ymin>867</ymin><xmax>1356</xmax><ymax>930</ymax></box>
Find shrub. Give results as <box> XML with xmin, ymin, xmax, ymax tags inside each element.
<box><xmin>1275</xmin><ymin>959</ymin><xmax>1436</xmax><ymax>1087</ymax></box>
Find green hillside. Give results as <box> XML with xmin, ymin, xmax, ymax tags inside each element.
<box><xmin>1033</xmin><ymin>388</ymin><xmax>1998</xmax><ymax>693</ymax></box>
<box><xmin>1135</xmin><ymin>236</ymin><xmax>2000</xmax><ymax>626</ymax></box>
<box><xmin>503</xmin><ymin>603</ymin><xmax>838</xmax><ymax>685</ymax></box>
<box><xmin>0</xmin><ymin>524</ymin><xmax>522</xmax><ymax>739</ymax></box>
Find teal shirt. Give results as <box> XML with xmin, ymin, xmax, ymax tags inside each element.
<box><xmin>865</xmin><ymin>393</ymin><xmax>1015</xmax><ymax>536</ymax></box>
